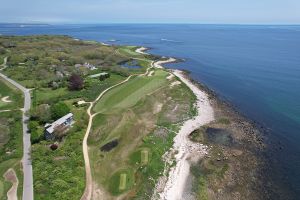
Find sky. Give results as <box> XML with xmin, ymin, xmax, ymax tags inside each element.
<box><xmin>0</xmin><ymin>0</ymin><xmax>300</xmax><ymax>24</ymax></box>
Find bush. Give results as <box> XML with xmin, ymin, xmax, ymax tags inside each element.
<box><xmin>30</xmin><ymin>104</ymin><xmax>51</xmax><ymax>123</ymax></box>
<box><xmin>83</xmin><ymin>51</ymin><xmax>103</xmax><ymax>60</ymax></box>
<box><xmin>50</xmin><ymin>102</ymin><xmax>70</xmax><ymax>120</ymax></box>
<box><xmin>29</xmin><ymin>121</ymin><xmax>39</xmax><ymax>132</ymax></box>
<box><xmin>31</xmin><ymin>129</ymin><xmax>44</xmax><ymax>144</ymax></box>
<box><xmin>0</xmin><ymin>47</ymin><xmax>6</xmax><ymax>54</ymax></box>
<box><xmin>50</xmin><ymin>143</ymin><xmax>58</xmax><ymax>150</ymax></box>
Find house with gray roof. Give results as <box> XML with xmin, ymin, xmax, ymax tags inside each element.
<box><xmin>44</xmin><ymin>113</ymin><xmax>74</xmax><ymax>140</ymax></box>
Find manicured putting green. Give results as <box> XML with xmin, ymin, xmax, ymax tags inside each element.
<box><xmin>119</xmin><ymin>173</ymin><xmax>127</xmax><ymax>190</ymax></box>
<box><xmin>141</xmin><ymin>150</ymin><xmax>149</xmax><ymax>165</ymax></box>
<box><xmin>109</xmin><ymin>168</ymin><xmax>134</xmax><ymax>195</ymax></box>
<box><xmin>93</xmin><ymin>69</ymin><xmax>168</xmax><ymax>113</ymax></box>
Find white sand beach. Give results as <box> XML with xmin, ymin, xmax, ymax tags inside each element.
<box><xmin>153</xmin><ymin>58</ymin><xmax>177</xmax><ymax>69</ymax></box>
<box><xmin>152</xmin><ymin>59</ymin><xmax>215</xmax><ymax>200</ymax></box>
<box><xmin>135</xmin><ymin>47</ymin><xmax>149</xmax><ymax>55</ymax></box>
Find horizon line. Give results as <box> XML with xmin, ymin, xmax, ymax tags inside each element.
<box><xmin>1</xmin><ymin>22</ymin><xmax>300</xmax><ymax>26</ymax></box>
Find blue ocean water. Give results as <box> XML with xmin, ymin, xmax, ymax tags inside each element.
<box><xmin>1</xmin><ymin>24</ymin><xmax>300</xmax><ymax>197</ymax></box>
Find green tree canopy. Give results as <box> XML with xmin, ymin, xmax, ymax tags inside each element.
<box><xmin>50</xmin><ymin>102</ymin><xmax>70</xmax><ymax>120</ymax></box>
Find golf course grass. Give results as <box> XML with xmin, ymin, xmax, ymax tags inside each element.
<box><xmin>88</xmin><ymin>66</ymin><xmax>197</xmax><ymax>198</ymax></box>
<box><xmin>93</xmin><ymin>69</ymin><xmax>169</xmax><ymax>114</ymax></box>
<box><xmin>109</xmin><ymin>169</ymin><xmax>134</xmax><ymax>195</ymax></box>
<box><xmin>130</xmin><ymin>148</ymin><xmax>151</xmax><ymax>166</ymax></box>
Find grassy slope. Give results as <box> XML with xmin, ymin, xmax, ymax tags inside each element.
<box><xmin>0</xmin><ymin>78</ymin><xmax>23</xmax><ymax>110</ymax></box>
<box><xmin>89</xmin><ymin>69</ymin><xmax>197</xmax><ymax>199</ymax></box>
<box><xmin>0</xmin><ymin>111</ymin><xmax>23</xmax><ymax>200</ymax></box>
<box><xmin>0</xmin><ymin>74</ymin><xmax>24</xmax><ymax>200</ymax></box>
<box><xmin>35</xmin><ymin>73</ymin><xmax>126</xmax><ymax>104</ymax></box>
<box><xmin>93</xmin><ymin>70</ymin><xmax>168</xmax><ymax>113</ymax></box>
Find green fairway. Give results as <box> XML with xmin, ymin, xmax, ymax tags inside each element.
<box><xmin>118</xmin><ymin>46</ymin><xmax>141</xmax><ymax>57</ymax></box>
<box><xmin>93</xmin><ymin>69</ymin><xmax>169</xmax><ymax>113</ymax></box>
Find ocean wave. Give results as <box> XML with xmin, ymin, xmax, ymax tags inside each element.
<box><xmin>161</xmin><ymin>38</ymin><xmax>181</xmax><ymax>43</ymax></box>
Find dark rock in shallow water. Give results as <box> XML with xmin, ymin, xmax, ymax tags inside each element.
<box><xmin>100</xmin><ymin>139</ymin><xmax>119</xmax><ymax>152</ymax></box>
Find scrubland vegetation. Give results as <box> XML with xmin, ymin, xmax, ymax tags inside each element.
<box><xmin>0</xmin><ymin>35</ymin><xmax>169</xmax><ymax>199</ymax></box>
<box><xmin>0</xmin><ymin>35</ymin><xmax>198</xmax><ymax>199</ymax></box>
<box><xmin>0</xmin><ymin>79</ymin><xmax>23</xmax><ymax>200</ymax></box>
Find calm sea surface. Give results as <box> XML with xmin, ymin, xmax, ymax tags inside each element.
<box><xmin>1</xmin><ymin>24</ymin><xmax>300</xmax><ymax>198</ymax></box>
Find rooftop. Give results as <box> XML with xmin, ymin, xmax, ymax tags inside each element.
<box><xmin>46</xmin><ymin>113</ymin><xmax>73</xmax><ymax>134</ymax></box>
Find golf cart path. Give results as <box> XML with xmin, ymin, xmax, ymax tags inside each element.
<box><xmin>80</xmin><ymin>49</ymin><xmax>155</xmax><ymax>200</ymax></box>
<box><xmin>0</xmin><ymin>57</ymin><xmax>8</xmax><ymax>70</ymax></box>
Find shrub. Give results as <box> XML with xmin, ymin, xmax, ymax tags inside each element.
<box><xmin>50</xmin><ymin>102</ymin><xmax>70</xmax><ymax>120</ymax></box>
<box><xmin>30</xmin><ymin>104</ymin><xmax>51</xmax><ymax>123</ymax></box>
<box><xmin>0</xmin><ymin>47</ymin><xmax>6</xmax><ymax>54</ymax></box>
<box><xmin>29</xmin><ymin>121</ymin><xmax>39</xmax><ymax>132</ymax></box>
<box><xmin>50</xmin><ymin>143</ymin><xmax>58</xmax><ymax>150</ymax></box>
<box><xmin>31</xmin><ymin>129</ymin><xmax>44</xmax><ymax>144</ymax></box>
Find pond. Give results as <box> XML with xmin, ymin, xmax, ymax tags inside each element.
<box><xmin>121</xmin><ymin>60</ymin><xmax>141</xmax><ymax>69</ymax></box>
<box><xmin>100</xmin><ymin>139</ymin><xmax>119</xmax><ymax>152</ymax></box>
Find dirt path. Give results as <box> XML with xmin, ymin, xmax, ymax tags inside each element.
<box><xmin>80</xmin><ymin>54</ymin><xmax>168</xmax><ymax>200</ymax></box>
<box><xmin>0</xmin><ymin>109</ymin><xmax>12</xmax><ymax>113</ymax></box>
<box><xmin>80</xmin><ymin>75</ymin><xmax>133</xmax><ymax>200</ymax></box>
<box><xmin>0</xmin><ymin>57</ymin><xmax>8</xmax><ymax>71</ymax></box>
<box><xmin>3</xmin><ymin>168</ymin><xmax>19</xmax><ymax>200</ymax></box>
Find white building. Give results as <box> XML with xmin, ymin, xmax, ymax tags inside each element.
<box><xmin>44</xmin><ymin>113</ymin><xmax>74</xmax><ymax>140</ymax></box>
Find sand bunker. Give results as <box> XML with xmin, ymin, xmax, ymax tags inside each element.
<box><xmin>3</xmin><ymin>168</ymin><xmax>19</xmax><ymax>200</ymax></box>
<box><xmin>1</xmin><ymin>96</ymin><xmax>12</xmax><ymax>103</ymax></box>
<box><xmin>166</xmin><ymin>73</ymin><xmax>174</xmax><ymax>80</ymax></box>
<box><xmin>170</xmin><ymin>81</ymin><xmax>181</xmax><ymax>88</ymax></box>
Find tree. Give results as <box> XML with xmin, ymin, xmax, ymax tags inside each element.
<box><xmin>68</xmin><ymin>74</ymin><xmax>83</xmax><ymax>90</ymax></box>
<box><xmin>50</xmin><ymin>102</ymin><xmax>70</xmax><ymax>120</ymax></box>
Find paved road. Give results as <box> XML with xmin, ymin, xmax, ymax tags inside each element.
<box><xmin>0</xmin><ymin>59</ymin><xmax>34</xmax><ymax>200</ymax></box>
